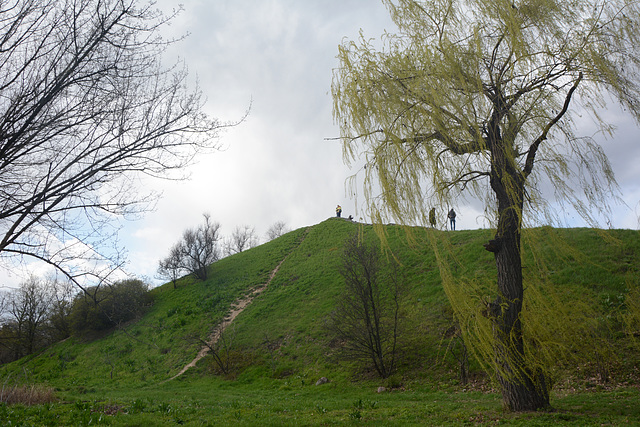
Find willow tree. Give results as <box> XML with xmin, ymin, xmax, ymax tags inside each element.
<box><xmin>332</xmin><ymin>0</ymin><xmax>640</xmax><ymax>411</ymax></box>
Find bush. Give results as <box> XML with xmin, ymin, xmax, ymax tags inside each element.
<box><xmin>325</xmin><ymin>233</ymin><xmax>405</xmax><ymax>379</ymax></box>
<box><xmin>69</xmin><ymin>279</ymin><xmax>152</xmax><ymax>334</ymax></box>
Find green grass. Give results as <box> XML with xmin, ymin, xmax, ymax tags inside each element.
<box><xmin>1</xmin><ymin>380</ymin><xmax>639</xmax><ymax>425</ymax></box>
<box><xmin>1</xmin><ymin>219</ymin><xmax>639</xmax><ymax>425</ymax></box>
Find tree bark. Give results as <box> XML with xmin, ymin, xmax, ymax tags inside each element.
<box><xmin>489</xmin><ymin>174</ymin><xmax>550</xmax><ymax>411</ymax></box>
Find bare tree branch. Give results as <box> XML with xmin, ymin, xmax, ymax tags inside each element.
<box><xmin>0</xmin><ymin>0</ymin><xmax>238</xmax><ymax>292</ymax></box>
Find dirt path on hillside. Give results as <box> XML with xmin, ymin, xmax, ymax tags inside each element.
<box><xmin>164</xmin><ymin>230</ymin><xmax>308</xmax><ymax>382</ymax></box>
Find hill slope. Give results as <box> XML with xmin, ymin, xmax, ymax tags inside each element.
<box><xmin>2</xmin><ymin>219</ymin><xmax>639</xmax><ymax>395</ymax></box>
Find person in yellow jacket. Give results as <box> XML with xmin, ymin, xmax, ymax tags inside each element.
<box><xmin>429</xmin><ymin>208</ymin><xmax>436</xmax><ymax>228</ymax></box>
<box><xmin>336</xmin><ymin>205</ymin><xmax>342</xmax><ymax>218</ymax></box>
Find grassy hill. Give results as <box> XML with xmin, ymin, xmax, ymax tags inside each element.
<box><xmin>1</xmin><ymin>218</ymin><xmax>639</xmax><ymax>425</ymax></box>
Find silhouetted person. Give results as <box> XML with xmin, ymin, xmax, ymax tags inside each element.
<box><xmin>448</xmin><ymin>208</ymin><xmax>456</xmax><ymax>230</ymax></box>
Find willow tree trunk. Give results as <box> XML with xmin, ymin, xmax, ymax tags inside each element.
<box><xmin>488</xmin><ymin>174</ymin><xmax>550</xmax><ymax>411</ymax></box>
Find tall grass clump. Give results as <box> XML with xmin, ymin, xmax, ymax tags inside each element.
<box><xmin>0</xmin><ymin>382</ymin><xmax>56</xmax><ymax>405</ymax></box>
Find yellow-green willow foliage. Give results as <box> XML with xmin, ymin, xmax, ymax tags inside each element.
<box><xmin>333</xmin><ymin>0</ymin><xmax>640</xmax><ymax>411</ymax></box>
<box><xmin>429</xmin><ymin>229</ymin><xmax>615</xmax><ymax>384</ymax></box>
<box><xmin>334</xmin><ymin>0</ymin><xmax>640</xmax><ymax>224</ymax></box>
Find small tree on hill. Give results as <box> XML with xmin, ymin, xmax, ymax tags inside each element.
<box><xmin>159</xmin><ymin>214</ymin><xmax>222</xmax><ymax>283</ymax></box>
<box><xmin>327</xmin><ymin>233</ymin><xmax>404</xmax><ymax>379</ymax></box>
<box><xmin>265</xmin><ymin>221</ymin><xmax>290</xmax><ymax>241</ymax></box>
<box><xmin>224</xmin><ymin>225</ymin><xmax>259</xmax><ymax>256</ymax></box>
<box><xmin>178</xmin><ymin>214</ymin><xmax>221</xmax><ymax>281</ymax></box>
<box><xmin>158</xmin><ymin>244</ymin><xmax>184</xmax><ymax>289</ymax></box>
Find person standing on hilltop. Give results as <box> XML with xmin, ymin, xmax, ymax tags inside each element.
<box><xmin>448</xmin><ymin>208</ymin><xmax>456</xmax><ymax>231</ymax></box>
<box><xmin>429</xmin><ymin>208</ymin><xmax>436</xmax><ymax>228</ymax></box>
<box><xmin>336</xmin><ymin>205</ymin><xmax>342</xmax><ymax>218</ymax></box>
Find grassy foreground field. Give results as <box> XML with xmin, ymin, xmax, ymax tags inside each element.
<box><xmin>1</xmin><ymin>219</ymin><xmax>639</xmax><ymax>425</ymax></box>
<box><xmin>2</xmin><ymin>379</ymin><xmax>639</xmax><ymax>425</ymax></box>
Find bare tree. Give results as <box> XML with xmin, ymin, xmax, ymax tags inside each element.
<box><xmin>46</xmin><ymin>277</ymin><xmax>75</xmax><ymax>341</ymax></box>
<box><xmin>265</xmin><ymin>221</ymin><xmax>290</xmax><ymax>241</ymax></box>
<box><xmin>177</xmin><ymin>214</ymin><xmax>221</xmax><ymax>281</ymax></box>
<box><xmin>157</xmin><ymin>244</ymin><xmax>184</xmax><ymax>289</ymax></box>
<box><xmin>224</xmin><ymin>225</ymin><xmax>258</xmax><ymax>256</ymax></box>
<box><xmin>0</xmin><ymin>0</ymin><xmax>234</xmax><ymax>295</ymax></box>
<box><xmin>327</xmin><ymin>233</ymin><xmax>404</xmax><ymax>379</ymax></box>
<box><xmin>4</xmin><ymin>277</ymin><xmax>52</xmax><ymax>358</ymax></box>
<box><xmin>0</xmin><ymin>276</ymin><xmax>74</xmax><ymax>361</ymax></box>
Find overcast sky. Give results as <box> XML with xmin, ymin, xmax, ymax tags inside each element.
<box><xmin>2</xmin><ymin>1</ymin><xmax>639</xmax><ymax>288</ymax></box>
<box><xmin>116</xmin><ymin>0</ymin><xmax>400</xmax><ymax>286</ymax></box>
<box><xmin>122</xmin><ymin>0</ymin><xmax>639</xmax><ymax>286</ymax></box>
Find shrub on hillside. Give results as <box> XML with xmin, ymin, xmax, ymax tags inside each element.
<box><xmin>69</xmin><ymin>279</ymin><xmax>151</xmax><ymax>334</ymax></box>
<box><xmin>326</xmin><ymin>233</ymin><xmax>406</xmax><ymax>379</ymax></box>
